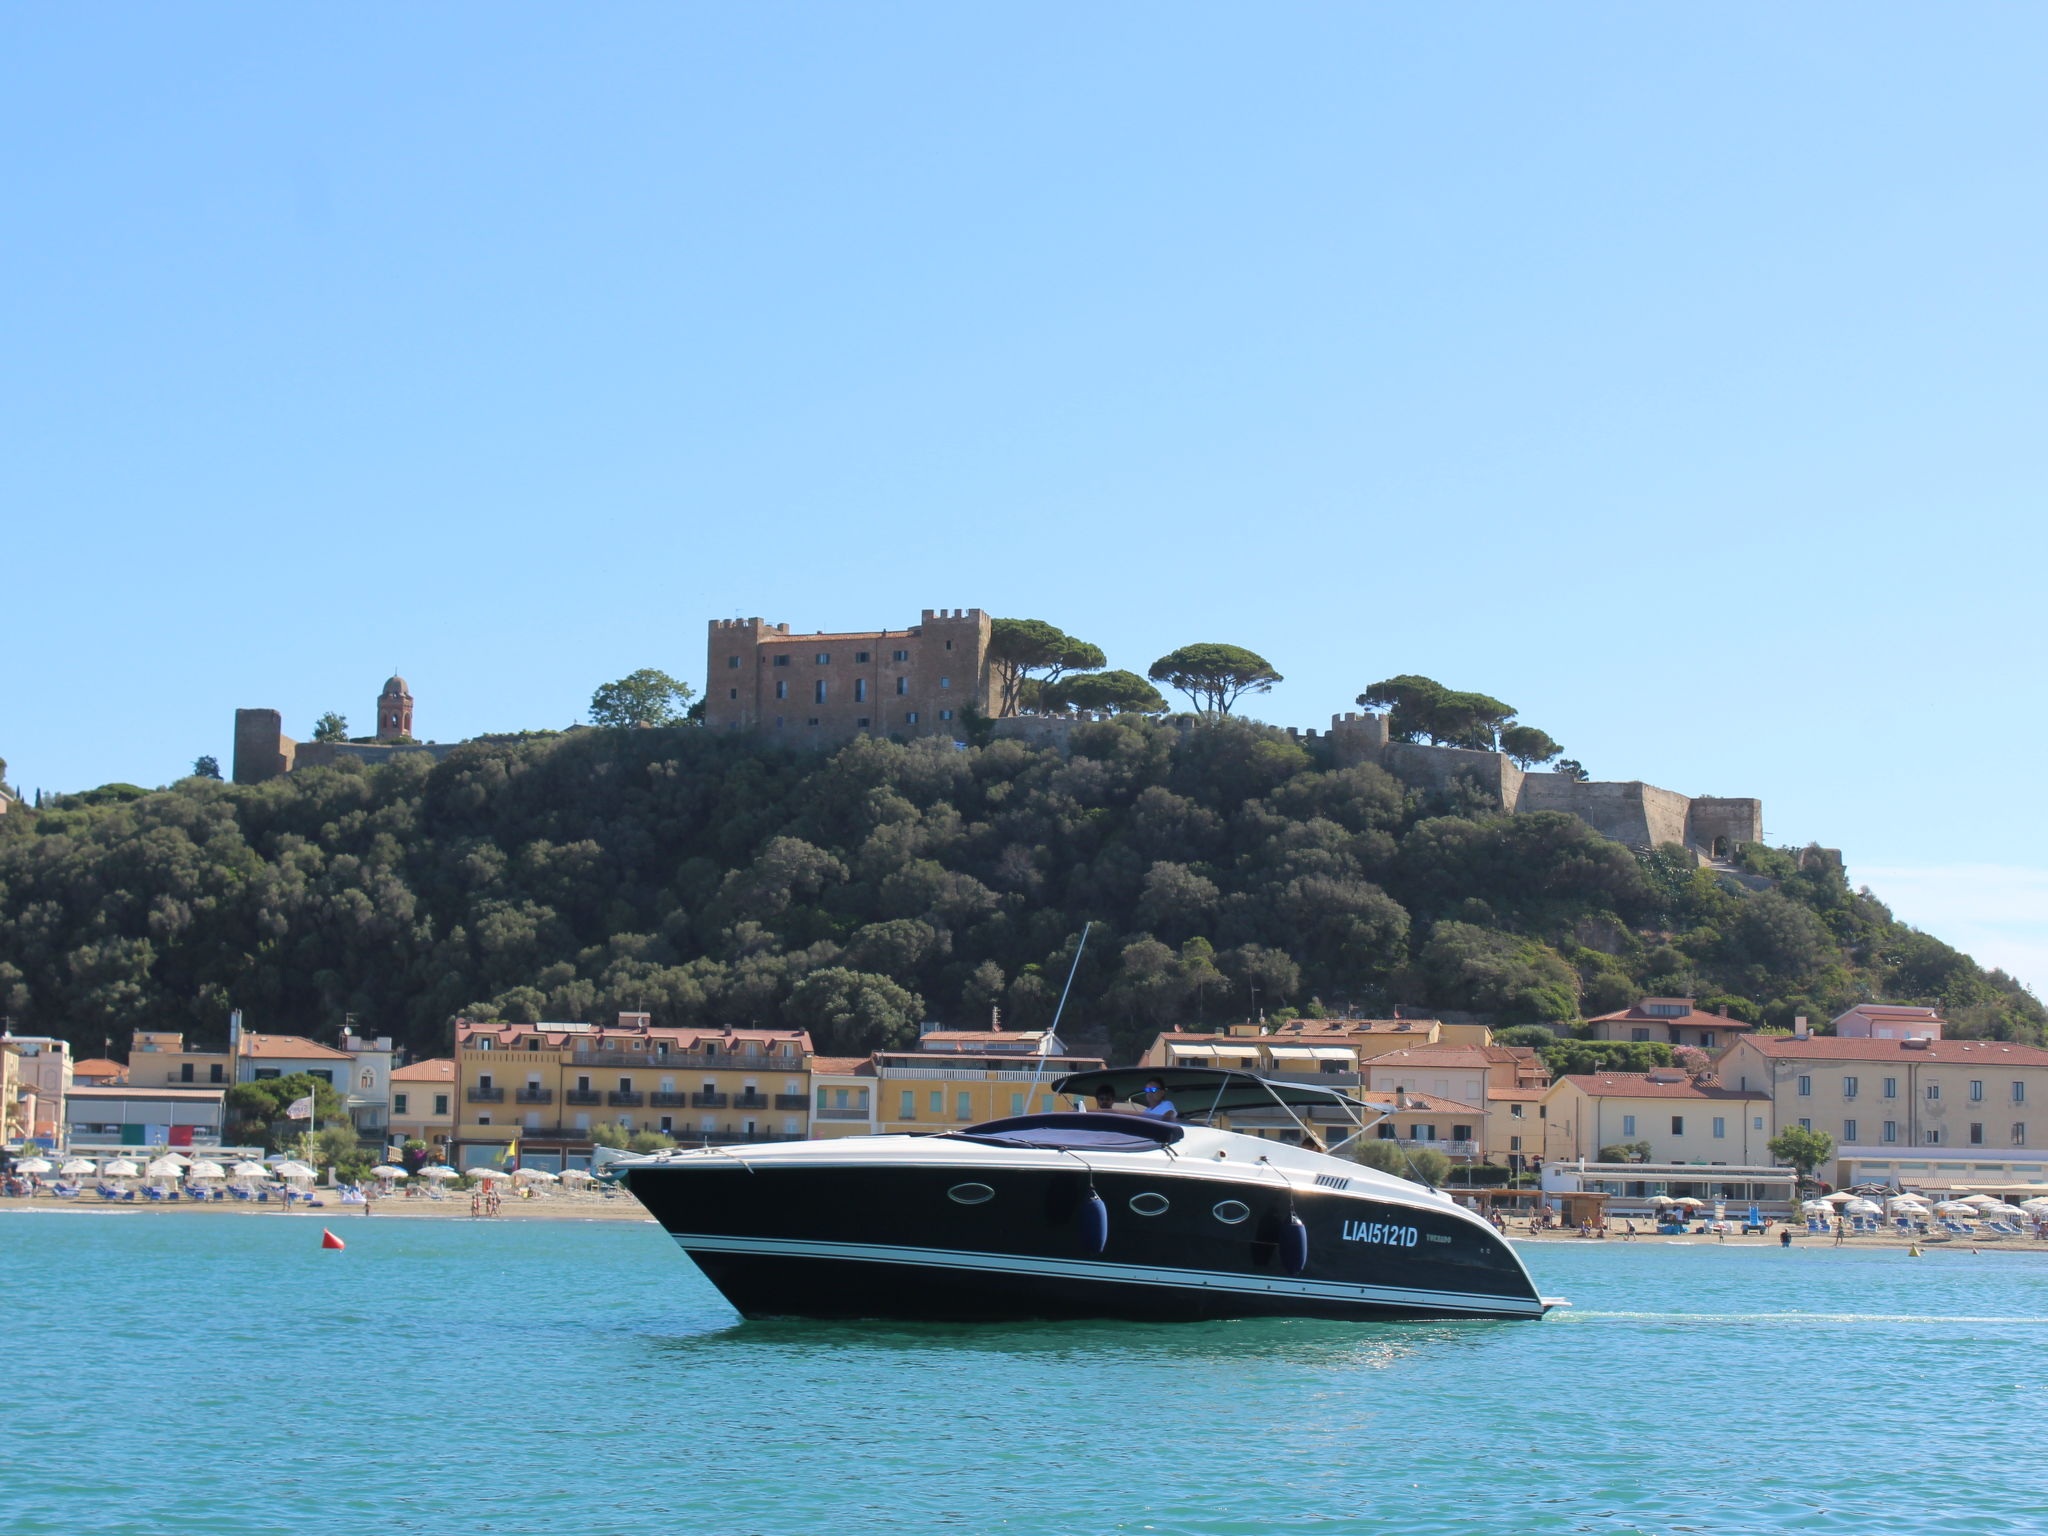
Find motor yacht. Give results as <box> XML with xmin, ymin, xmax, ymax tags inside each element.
<box><xmin>610</xmin><ymin>1066</ymin><xmax>1555</xmax><ymax>1323</ymax></box>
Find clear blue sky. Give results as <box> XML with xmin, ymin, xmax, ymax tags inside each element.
<box><xmin>4</xmin><ymin>6</ymin><xmax>2044</xmax><ymax>987</ymax></box>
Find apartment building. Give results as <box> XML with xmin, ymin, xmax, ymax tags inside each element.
<box><xmin>1580</xmin><ymin>997</ymin><xmax>1755</xmax><ymax>1052</ymax></box>
<box><xmin>1370</xmin><ymin>1091</ymin><xmax>1488</xmax><ymax>1162</ymax></box>
<box><xmin>870</xmin><ymin>1049</ymin><xmax>1103</xmax><ymax>1133</ymax></box>
<box><xmin>1</xmin><ymin>1034</ymin><xmax>72</xmax><ymax>1143</ymax></box>
<box><xmin>388</xmin><ymin>1058</ymin><xmax>455</xmax><ymax>1151</ymax></box>
<box><xmin>1721</xmin><ymin>1029</ymin><xmax>2048</xmax><ymax>1182</ymax></box>
<box><xmin>809</xmin><ymin>1056</ymin><xmax>878</xmax><ymax>1139</ymax></box>
<box><xmin>1538</xmin><ymin>1071</ymin><xmax>1772</xmax><ymax>1164</ymax></box>
<box><xmin>452</xmin><ymin>1014</ymin><xmax>813</xmax><ymax>1169</ymax></box>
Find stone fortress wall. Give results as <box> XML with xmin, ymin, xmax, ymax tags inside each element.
<box><xmin>233</xmin><ymin>676</ymin><xmax>459</xmax><ymax>785</ymax></box>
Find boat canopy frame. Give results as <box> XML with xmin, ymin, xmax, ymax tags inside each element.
<box><xmin>1050</xmin><ymin>1066</ymin><xmax>1393</xmax><ymax>1154</ymax></box>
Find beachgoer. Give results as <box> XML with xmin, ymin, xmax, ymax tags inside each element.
<box><xmin>1779</xmin><ymin>1229</ymin><xmax>1792</xmax><ymax>1247</ymax></box>
<box><xmin>1139</xmin><ymin>1080</ymin><xmax>1179</xmax><ymax>1120</ymax></box>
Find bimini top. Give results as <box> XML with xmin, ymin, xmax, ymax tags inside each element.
<box><xmin>1052</xmin><ymin>1065</ymin><xmax>1391</xmax><ymax>1119</ymax></box>
<box><xmin>945</xmin><ymin>1112</ymin><xmax>1184</xmax><ymax>1152</ymax></box>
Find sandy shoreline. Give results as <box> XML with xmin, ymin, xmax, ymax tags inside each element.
<box><xmin>1517</xmin><ymin>1228</ymin><xmax>2048</xmax><ymax>1253</ymax></box>
<box><xmin>0</xmin><ymin>1193</ymin><xmax>656</xmax><ymax>1222</ymax></box>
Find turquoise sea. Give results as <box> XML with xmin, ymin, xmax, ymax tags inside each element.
<box><xmin>5</xmin><ymin>1210</ymin><xmax>2045</xmax><ymax>1536</ymax></box>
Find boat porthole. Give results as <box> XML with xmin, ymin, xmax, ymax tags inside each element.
<box><xmin>1212</xmin><ymin>1200</ymin><xmax>1250</xmax><ymax>1224</ymax></box>
<box><xmin>1129</xmin><ymin>1192</ymin><xmax>1170</xmax><ymax>1217</ymax></box>
<box><xmin>947</xmin><ymin>1182</ymin><xmax>995</xmax><ymax>1205</ymax></box>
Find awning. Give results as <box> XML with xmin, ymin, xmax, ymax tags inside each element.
<box><xmin>1209</xmin><ymin>1044</ymin><xmax>1261</xmax><ymax>1058</ymax></box>
<box><xmin>1265</xmin><ymin>1047</ymin><xmax>1319</xmax><ymax>1060</ymax></box>
<box><xmin>1308</xmin><ymin>1047</ymin><xmax>1356</xmax><ymax>1061</ymax></box>
<box><xmin>1168</xmin><ymin>1044</ymin><xmax>1218</xmax><ymax>1058</ymax></box>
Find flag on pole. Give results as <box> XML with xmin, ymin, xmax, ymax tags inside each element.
<box><xmin>286</xmin><ymin>1095</ymin><xmax>316</xmax><ymax>1121</ymax></box>
<box><xmin>500</xmin><ymin>1137</ymin><xmax>519</xmax><ymax>1167</ymax></box>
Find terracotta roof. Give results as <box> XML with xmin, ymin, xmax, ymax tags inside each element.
<box><xmin>1558</xmin><ymin>1072</ymin><xmax>1769</xmax><ymax>1101</ymax></box>
<box><xmin>1367</xmin><ymin>1046</ymin><xmax>1505</xmax><ymax>1068</ymax></box>
<box><xmin>918</xmin><ymin>1030</ymin><xmax>1049</xmax><ymax>1042</ymax></box>
<box><xmin>1486</xmin><ymin>1086</ymin><xmax>1547</xmax><ymax>1101</ymax></box>
<box><xmin>390</xmin><ymin>1057</ymin><xmax>454</xmax><ymax>1082</ymax></box>
<box><xmin>240</xmin><ymin>1033</ymin><xmax>352</xmax><ymax>1061</ymax></box>
<box><xmin>1380</xmin><ymin>1091</ymin><xmax>1485</xmax><ymax>1115</ymax></box>
<box><xmin>1740</xmin><ymin>1036</ymin><xmax>2048</xmax><ymax>1066</ymax></box>
<box><xmin>809</xmin><ymin>1056</ymin><xmax>875</xmax><ymax>1076</ymax></box>
<box><xmin>1584</xmin><ymin>1000</ymin><xmax>1756</xmax><ymax>1031</ymax></box>
<box><xmin>71</xmin><ymin>1058</ymin><xmax>128</xmax><ymax>1079</ymax></box>
<box><xmin>453</xmin><ymin>1020</ymin><xmax>812</xmax><ymax>1051</ymax></box>
<box><xmin>1270</xmin><ymin>1019</ymin><xmax>1440</xmax><ymax>1036</ymax></box>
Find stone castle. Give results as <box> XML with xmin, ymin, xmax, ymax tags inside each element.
<box><xmin>703</xmin><ymin>610</ymin><xmax>998</xmax><ymax>743</ymax></box>
<box><xmin>233</xmin><ymin>675</ymin><xmax>459</xmax><ymax>784</ymax></box>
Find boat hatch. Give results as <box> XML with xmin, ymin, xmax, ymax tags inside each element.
<box><xmin>945</xmin><ymin>1112</ymin><xmax>1185</xmax><ymax>1151</ymax></box>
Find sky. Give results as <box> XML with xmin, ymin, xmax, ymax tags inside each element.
<box><xmin>3</xmin><ymin>6</ymin><xmax>2044</xmax><ymax>989</ymax></box>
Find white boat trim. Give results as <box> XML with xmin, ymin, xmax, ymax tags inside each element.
<box><xmin>670</xmin><ymin>1231</ymin><xmax>1549</xmax><ymax>1317</ymax></box>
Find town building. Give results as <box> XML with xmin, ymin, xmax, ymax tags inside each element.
<box><xmin>869</xmin><ymin>1047</ymin><xmax>1104</xmax><ymax>1133</ymax></box>
<box><xmin>1485</xmin><ymin>1085</ymin><xmax>1548</xmax><ymax>1168</ymax></box>
<box><xmin>64</xmin><ymin>1085</ymin><xmax>226</xmax><ymax>1148</ymax></box>
<box><xmin>1</xmin><ymin>1034</ymin><xmax>72</xmax><ymax>1145</ymax></box>
<box><xmin>1370</xmin><ymin>1091</ymin><xmax>1488</xmax><ymax>1163</ymax></box>
<box><xmin>452</xmin><ymin>1014</ymin><xmax>814</xmax><ymax>1170</ymax></box>
<box><xmin>1832</xmin><ymin>1004</ymin><xmax>1944</xmax><ymax>1040</ymax></box>
<box><xmin>1720</xmin><ymin>1027</ymin><xmax>2048</xmax><ymax>1183</ymax></box>
<box><xmin>1580</xmin><ymin>997</ymin><xmax>1756</xmax><ymax>1051</ymax></box>
<box><xmin>127</xmin><ymin>1030</ymin><xmax>233</xmax><ymax>1086</ymax></box>
<box><xmin>388</xmin><ymin>1057</ymin><xmax>455</xmax><ymax>1152</ymax></box>
<box><xmin>1</xmin><ymin>1039</ymin><xmax>22</xmax><ymax>1143</ymax></box>
<box><xmin>702</xmin><ymin>610</ymin><xmax>998</xmax><ymax>746</ymax></box>
<box><xmin>1537</xmin><ymin>1070</ymin><xmax>1773</xmax><ymax>1164</ymax></box>
<box><xmin>808</xmin><ymin>1056</ymin><xmax>878</xmax><ymax>1139</ymax></box>
<box><xmin>70</xmin><ymin>1058</ymin><xmax>129</xmax><ymax>1086</ymax></box>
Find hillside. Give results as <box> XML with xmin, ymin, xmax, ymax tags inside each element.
<box><xmin>0</xmin><ymin>718</ymin><xmax>2039</xmax><ymax>1060</ymax></box>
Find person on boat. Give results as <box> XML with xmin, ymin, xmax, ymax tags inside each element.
<box><xmin>1091</xmin><ymin>1085</ymin><xmax>1135</xmax><ymax>1115</ymax></box>
<box><xmin>1139</xmin><ymin>1080</ymin><xmax>1179</xmax><ymax>1120</ymax></box>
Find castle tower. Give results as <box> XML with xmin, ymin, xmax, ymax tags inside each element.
<box><xmin>377</xmin><ymin>676</ymin><xmax>413</xmax><ymax>741</ymax></box>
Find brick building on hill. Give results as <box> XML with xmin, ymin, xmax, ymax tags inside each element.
<box><xmin>703</xmin><ymin>610</ymin><xmax>997</xmax><ymax>746</ymax></box>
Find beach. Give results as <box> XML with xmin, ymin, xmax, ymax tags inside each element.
<box><xmin>0</xmin><ymin>1190</ymin><xmax>656</xmax><ymax>1221</ymax></box>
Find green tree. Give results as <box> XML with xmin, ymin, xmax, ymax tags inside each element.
<box><xmin>1768</xmin><ymin>1124</ymin><xmax>1836</xmax><ymax>1177</ymax></box>
<box><xmin>1351</xmin><ymin>1137</ymin><xmax>1452</xmax><ymax>1187</ymax></box>
<box><xmin>224</xmin><ymin>1072</ymin><xmax>350</xmax><ymax>1148</ymax></box>
<box><xmin>1356</xmin><ymin>675</ymin><xmax>1524</xmax><ymax>751</ymax></box>
<box><xmin>191</xmin><ymin>755</ymin><xmax>222</xmax><ymax>780</ymax></box>
<box><xmin>988</xmin><ymin>619</ymin><xmax>1106</xmax><ymax>716</ymax></box>
<box><xmin>312</xmin><ymin>713</ymin><xmax>349</xmax><ymax>743</ymax></box>
<box><xmin>589</xmin><ymin>669</ymin><xmax>696</xmax><ymax>729</ymax></box>
<box><xmin>1539</xmin><ymin>1040</ymin><xmax>1675</xmax><ymax>1077</ymax></box>
<box><xmin>1149</xmin><ymin>644</ymin><xmax>1282</xmax><ymax>717</ymax></box>
<box><xmin>1554</xmin><ymin>758</ymin><xmax>1589</xmax><ymax>781</ymax></box>
<box><xmin>1041</xmin><ymin>669</ymin><xmax>1168</xmax><ymax>715</ymax></box>
<box><xmin>1598</xmin><ymin>1140</ymin><xmax>1651</xmax><ymax>1163</ymax></box>
<box><xmin>1499</xmin><ymin>725</ymin><xmax>1562</xmax><ymax>768</ymax></box>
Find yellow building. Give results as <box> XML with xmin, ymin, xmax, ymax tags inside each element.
<box><xmin>870</xmin><ymin>1051</ymin><xmax>1104</xmax><ymax>1134</ymax></box>
<box><xmin>1</xmin><ymin>1039</ymin><xmax>22</xmax><ymax>1142</ymax></box>
<box><xmin>127</xmin><ymin>1030</ymin><xmax>234</xmax><ymax>1088</ymax></box>
<box><xmin>1538</xmin><ymin>1070</ymin><xmax>1773</xmax><ymax>1165</ymax></box>
<box><xmin>452</xmin><ymin>1013</ymin><xmax>813</xmax><ymax>1169</ymax></box>
<box><xmin>389</xmin><ymin>1057</ymin><xmax>456</xmax><ymax>1151</ymax></box>
<box><xmin>808</xmin><ymin>1056</ymin><xmax>878</xmax><ymax>1139</ymax></box>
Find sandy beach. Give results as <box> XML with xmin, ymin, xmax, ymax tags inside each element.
<box><xmin>0</xmin><ymin>1192</ymin><xmax>657</xmax><ymax>1221</ymax></box>
<box><xmin>1517</xmin><ymin>1226</ymin><xmax>2048</xmax><ymax>1253</ymax></box>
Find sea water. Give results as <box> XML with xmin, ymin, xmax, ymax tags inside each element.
<box><xmin>4</xmin><ymin>1212</ymin><xmax>2044</xmax><ymax>1536</ymax></box>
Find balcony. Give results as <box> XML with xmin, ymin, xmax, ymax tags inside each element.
<box><xmin>649</xmin><ymin>1092</ymin><xmax>688</xmax><ymax>1108</ymax></box>
<box><xmin>515</xmin><ymin>1088</ymin><xmax>553</xmax><ymax>1104</ymax></box>
<box><xmin>608</xmin><ymin>1090</ymin><xmax>644</xmax><ymax>1107</ymax></box>
<box><xmin>735</xmin><ymin>1093</ymin><xmax>769</xmax><ymax>1110</ymax></box>
<box><xmin>815</xmin><ymin>1107</ymin><xmax>871</xmax><ymax>1121</ymax></box>
<box><xmin>466</xmin><ymin>1087</ymin><xmax>505</xmax><ymax>1104</ymax></box>
<box><xmin>1385</xmin><ymin>1137</ymin><xmax>1480</xmax><ymax>1159</ymax></box>
<box><xmin>773</xmin><ymin>1094</ymin><xmax>808</xmax><ymax>1111</ymax></box>
<box><xmin>692</xmin><ymin>1091</ymin><xmax>729</xmax><ymax>1109</ymax></box>
<box><xmin>564</xmin><ymin>1089</ymin><xmax>602</xmax><ymax>1106</ymax></box>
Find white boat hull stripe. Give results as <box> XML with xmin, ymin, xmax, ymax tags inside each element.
<box><xmin>669</xmin><ymin>1232</ymin><xmax>1546</xmax><ymax>1316</ymax></box>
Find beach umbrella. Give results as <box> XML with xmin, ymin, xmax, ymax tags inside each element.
<box><xmin>1801</xmin><ymin>1199</ymin><xmax>1834</xmax><ymax>1214</ymax></box>
<box><xmin>145</xmin><ymin>1156</ymin><xmax>185</xmax><ymax>1178</ymax></box>
<box><xmin>511</xmin><ymin>1167</ymin><xmax>557</xmax><ymax>1182</ymax></box>
<box><xmin>16</xmin><ymin>1157</ymin><xmax>53</xmax><ymax>1174</ymax></box>
<box><xmin>418</xmin><ymin>1166</ymin><xmax>459</xmax><ymax>1181</ymax></box>
<box><xmin>271</xmin><ymin>1161</ymin><xmax>315</xmax><ymax>1181</ymax></box>
<box><xmin>101</xmin><ymin>1159</ymin><xmax>140</xmax><ymax>1178</ymax></box>
<box><xmin>60</xmin><ymin>1159</ymin><xmax>96</xmax><ymax>1176</ymax></box>
<box><xmin>1672</xmin><ymin>1197</ymin><xmax>1705</xmax><ymax>1208</ymax></box>
<box><xmin>160</xmin><ymin>1152</ymin><xmax>192</xmax><ymax>1169</ymax></box>
<box><xmin>230</xmin><ymin>1161</ymin><xmax>269</xmax><ymax>1178</ymax></box>
<box><xmin>1649</xmin><ymin>1195</ymin><xmax>1677</xmax><ymax>1207</ymax></box>
<box><xmin>369</xmin><ymin>1165</ymin><xmax>408</xmax><ymax>1180</ymax></box>
<box><xmin>1934</xmin><ymin>1200</ymin><xmax>1977</xmax><ymax>1216</ymax></box>
<box><xmin>188</xmin><ymin>1160</ymin><xmax>225</xmax><ymax>1180</ymax></box>
<box><xmin>2019</xmin><ymin>1198</ymin><xmax>2048</xmax><ymax>1214</ymax></box>
<box><xmin>466</xmin><ymin>1167</ymin><xmax>511</xmax><ymax>1181</ymax></box>
<box><xmin>1959</xmin><ymin>1194</ymin><xmax>2002</xmax><ymax>1208</ymax></box>
<box><xmin>1842</xmin><ymin>1198</ymin><xmax>1882</xmax><ymax>1216</ymax></box>
<box><xmin>1981</xmin><ymin>1202</ymin><xmax>2027</xmax><ymax>1219</ymax></box>
<box><xmin>1822</xmin><ymin>1190</ymin><xmax>1857</xmax><ymax>1204</ymax></box>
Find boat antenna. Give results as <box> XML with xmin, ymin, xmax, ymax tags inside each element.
<box><xmin>1025</xmin><ymin>922</ymin><xmax>1091</xmax><ymax>1103</ymax></box>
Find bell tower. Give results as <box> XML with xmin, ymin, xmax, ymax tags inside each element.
<box><xmin>377</xmin><ymin>675</ymin><xmax>413</xmax><ymax>741</ymax></box>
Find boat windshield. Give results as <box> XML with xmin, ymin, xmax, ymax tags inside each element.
<box><xmin>945</xmin><ymin>1112</ymin><xmax>1184</xmax><ymax>1152</ymax></box>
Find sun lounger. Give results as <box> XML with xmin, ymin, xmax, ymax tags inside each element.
<box><xmin>1988</xmin><ymin>1220</ymin><xmax>2021</xmax><ymax>1236</ymax></box>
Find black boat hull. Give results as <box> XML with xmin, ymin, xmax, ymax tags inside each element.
<box><xmin>624</xmin><ymin>1158</ymin><xmax>1544</xmax><ymax>1323</ymax></box>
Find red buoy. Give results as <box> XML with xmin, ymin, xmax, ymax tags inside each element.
<box><xmin>321</xmin><ymin>1229</ymin><xmax>346</xmax><ymax>1250</ymax></box>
